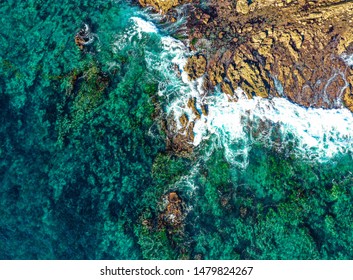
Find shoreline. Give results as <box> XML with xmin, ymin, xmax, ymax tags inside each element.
<box><xmin>135</xmin><ymin>0</ymin><xmax>353</xmax><ymax>112</ymax></box>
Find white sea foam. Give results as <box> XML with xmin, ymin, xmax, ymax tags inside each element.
<box><xmin>341</xmin><ymin>53</ymin><xmax>353</xmax><ymax>66</ymax></box>
<box><xmin>145</xmin><ymin>35</ymin><xmax>206</xmax><ymax>131</ymax></box>
<box><xmin>131</xmin><ymin>17</ymin><xmax>158</xmax><ymax>38</ymax></box>
<box><xmin>112</xmin><ymin>17</ymin><xmax>159</xmax><ymax>52</ymax></box>
<box><xmin>173</xmin><ymin>163</ymin><xmax>200</xmax><ymax>196</ymax></box>
<box><xmin>198</xmin><ymin>92</ymin><xmax>353</xmax><ymax>165</ymax></box>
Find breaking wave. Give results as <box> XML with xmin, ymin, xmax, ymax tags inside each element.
<box><xmin>115</xmin><ymin>15</ymin><xmax>353</xmax><ymax>168</ymax></box>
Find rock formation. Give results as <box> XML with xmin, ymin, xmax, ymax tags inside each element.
<box><xmin>139</xmin><ymin>0</ymin><xmax>353</xmax><ymax>112</ymax></box>
<box><xmin>137</xmin><ymin>0</ymin><xmax>353</xmax><ymax>157</ymax></box>
<box><xmin>138</xmin><ymin>0</ymin><xmax>192</xmax><ymax>14</ymax></box>
<box><xmin>184</xmin><ymin>54</ymin><xmax>207</xmax><ymax>81</ymax></box>
<box><xmin>159</xmin><ymin>192</ymin><xmax>185</xmax><ymax>231</ymax></box>
<box><xmin>74</xmin><ymin>24</ymin><xmax>95</xmax><ymax>51</ymax></box>
<box><xmin>185</xmin><ymin>0</ymin><xmax>353</xmax><ymax>110</ymax></box>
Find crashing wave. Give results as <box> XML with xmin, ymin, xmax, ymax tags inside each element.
<box><xmin>114</xmin><ymin>15</ymin><xmax>353</xmax><ymax>168</ymax></box>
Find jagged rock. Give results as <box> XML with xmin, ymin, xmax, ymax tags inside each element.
<box><xmin>179</xmin><ymin>113</ymin><xmax>189</xmax><ymax>129</ymax></box>
<box><xmin>138</xmin><ymin>0</ymin><xmax>192</xmax><ymax>14</ymax></box>
<box><xmin>74</xmin><ymin>24</ymin><xmax>95</xmax><ymax>51</ymax></box>
<box><xmin>168</xmin><ymin>192</ymin><xmax>181</xmax><ymax>203</ymax></box>
<box><xmin>186</xmin><ymin>0</ymin><xmax>353</xmax><ymax>111</ymax></box>
<box><xmin>74</xmin><ymin>36</ymin><xmax>85</xmax><ymax>51</ymax></box>
<box><xmin>184</xmin><ymin>54</ymin><xmax>207</xmax><ymax>81</ymax></box>
<box><xmin>159</xmin><ymin>192</ymin><xmax>184</xmax><ymax>231</ymax></box>
<box><xmin>186</xmin><ymin>121</ymin><xmax>195</xmax><ymax>142</ymax></box>
<box><xmin>221</xmin><ymin>81</ymin><xmax>239</xmax><ymax>101</ymax></box>
<box><xmin>135</xmin><ymin>0</ymin><xmax>353</xmax><ymax>159</ymax></box>
<box><xmin>208</xmin><ymin>59</ymin><xmax>225</xmax><ymax>86</ymax></box>
<box><xmin>187</xmin><ymin>97</ymin><xmax>201</xmax><ymax>120</ymax></box>
<box><xmin>236</xmin><ymin>0</ymin><xmax>250</xmax><ymax>15</ymax></box>
<box><xmin>201</xmin><ymin>104</ymin><xmax>208</xmax><ymax>116</ymax></box>
<box><xmin>163</xmin><ymin>112</ymin><xmax>194</xmax><ymax>156</ymax></box>
<box><xmin>343</xmin><ymin>69</ymin><xmax>353</xmax><ymax>111</ymax></box>
<box><xmin>221</xmin><ymin>81</ymin><xmax>233</xmax><ymax>96</ymax></box>
<box><xmin>343</xmin><ymin>91</ymin><xmax>353</xmax><ymax>111</ymax></box>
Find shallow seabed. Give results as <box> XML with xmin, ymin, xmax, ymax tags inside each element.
<box><xmin>0</xmin><ymin>1</ymin><xmax>353</xmax><ymax>259</ymax></box>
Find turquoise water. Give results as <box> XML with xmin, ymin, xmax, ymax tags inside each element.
<box><xmin>1</xmin><ymin>1</ymin><xmax>353</xmax><ymax>259</ymax></box>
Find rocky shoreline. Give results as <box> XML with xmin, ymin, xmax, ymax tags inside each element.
<box><xmin>137</xmin><ymin>0</ymin><xmax>353</xmax><ymax>112</ymax></box>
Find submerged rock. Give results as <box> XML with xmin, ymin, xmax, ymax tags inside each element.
<box><xmin>164</xmin><ymin>116</ymin><xmax>194</xmax><ymax>156</ymax></box>
<box><xmin>74</xmin><ymin>24</ymin><xmax>95</xmax><ymax>51</ymax></box>
<box><xmin>159</xmin><ymin>192</ymin><xmax>185</xmax><ymax>231</ymax></box>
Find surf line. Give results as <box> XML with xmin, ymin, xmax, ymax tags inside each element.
<box><xmin>126</xmin><ymin>16</ymin><xmax>353</xmax><ymax>166</ymax></box>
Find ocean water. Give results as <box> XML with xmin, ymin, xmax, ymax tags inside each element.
<box><xmin>1</xmin><ymin>1</ymin><xmax>353</xmax><ymax>259</ymax></box>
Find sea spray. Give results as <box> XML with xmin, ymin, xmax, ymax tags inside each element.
<box><xmin>200</xmin><ymin>91</ymin><xmax>353</xmax><ymax>164</ymax></box>
<box><xmin>131</xmin><ymin>17</ymin><xmax>158</xmax><ymax>38</ymax></box>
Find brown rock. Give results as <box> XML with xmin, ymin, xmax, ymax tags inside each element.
<box><xmin>343</xmin><ymin>90</ymin><xmax>353</xmax><ymax>111</ymax></box>
<box><xmin>168</xmin><ymin>192</ymin><xmax>181</xmax><ymax>203</ymax></box>
<box><xmin>201</xmin><ymin>104</ymin><xmax>208</xmax><ymax>116</ymax></box>
<box><xmin>343</xmin><ymin>70</ymin><xmax>353</xmax><ymax>111</ymax></box>
<box><xmin>138</xmin><ymin>0</ymin><xmax>192</xmax><ymax>14</ymax></box>
<box><xmin>187</xmin><ymin>97</ymin><xmax>201</xmax><ymax>119</ymax></box>
<box><xmin>184</xmin><ymin>54</ymin><xmax>207</xmax><ymax>81</ymax></box>
<box><xmin>74</xmin><ymin>35</ymin><xmax>85</xmax><ymax>50</ymax></box>
<box><xmin>159</xmin><ymin>192</ymin><xmax>185</xmax><ymax>231</ymax></box>
<box><xmin>186</xmin><ymin>121</ymin><xmax>195</xmax><ymax>142</ymax></box>
<box><xmin>221</xmin><ymin>81</ymin><xmax>234</xmax><ymax>96</ymax></box>
<box><xmin>189</xmin><ymin>0</ymin><xmax>353</xmax><ymax>111</ymax></box>
<box><xmin>179</xmin><ymin>113</ymin><xmax>189</xmax><ymax>129</ymax></box>
<box><xmin>163</xmin><ymin>112</ymin><xmax>195</xmax><ymax>156</ymax></box>
<box><xmin>236</xmin><ymin>0</ymin><xmax>250</xmax><ymax>15</ymax></box>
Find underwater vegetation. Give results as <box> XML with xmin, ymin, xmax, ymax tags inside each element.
<box><xmin>0</xmin><ymin>0</ymin><xmax>353</xmax><ymax>260</ymax></box>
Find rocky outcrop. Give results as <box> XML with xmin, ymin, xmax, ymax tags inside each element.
<box><xmin>158</xmin><ymin>97</ymin><xmax>204</xmax><ymax>156</ymax></box>
<box><xmin>187</xmin><ymin>97</ymin><xmax>201</xmax><ymax>119</ymax></box>
<box><xmin>138</xmin><ymin>0</ymin><xmax>192</xmax><ymax>14</ymax></box>
<box><xmin>159</xmin><ymin>192</ymin><xmax>185</xmax><ymax>231</ymax></box>
<box><xmin>185</xmin><ymin>0</ymin><xmax>353</xmax><ymax>111</ymax></box>
<box><xmin>343</xmin><ymin>67</ymin><xmax>353</xmax><ymax>111</ymax></box>
<box><xmin>179</xmin><ymin>113</ymin><xmax>189</xmax><ymax>128</ymax></box>
<box><xmin>184</xmin><ymin>54</ymin><xmax>207</xmax><ymax>81</ymax></box>
<box><xmin>137</xmin><ymin>0</ymin><xmax>353</xmax><ymax>157</ymax></box>
<box><xmin>74</xmin><ymin>24</ymin><xmax>95</xmax><ymax>51</ymax></box>
<box><xmin>162</xmin><ymin>113</ymin><xmax>194</xmax><ymax>156</ymax></box>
